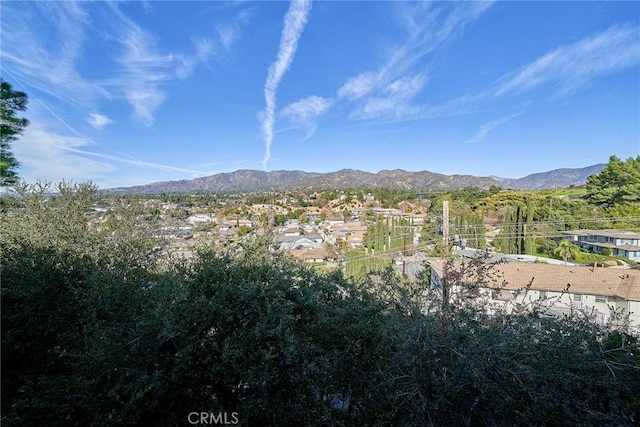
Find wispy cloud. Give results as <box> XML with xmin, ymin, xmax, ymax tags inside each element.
<box><xmin>142</xmin><ymin>1</ymin><xmax>153</xmax><ymax>15</ymax></box>
<box><xmin>0</xmin><ymin>2</ymin><xmax>106</xmax><ymax>106</ymax></box>
<box><xmin>194</xmin><ymin>37</ymin><xmax>216</xmax><ymax>61</ymax></box>
<box><xmin>87</xmin><ymin>113</ymin><xmax>114</xmax><ymax>130</ymax></box>
<box><xmin>410</xmin><ymin>23</ymin><xmax>639</xmax><ymax>121</ymax></box>
<box><xmin>337</xmin><ymin>1</ymin><xmax>493</xmax><ymax>121</ymax></box>
<box><xmin>13</xmin><ymin>126</ymin><xmax>116</xmax><ymax>185</ymax></box>
<box><xmin>337</xmin><ymin>72</ymin><xmax>380</xmax><ymax>101</ymax></box>
<box><xmin>278</xmin><ymin>2</ymin><xmax>491</xmax><ymax>132</ymax></box>
<box><xmin>2</xmin><ymin>2</ymin><xmax>253</xmax><ymax>128</ymax></box>
<box><xmin>494</xmin><ymin>24</ymin><xmax>640</xmax><ymax>98</ymax></box>
<box><xmin>177</xmin><ymin>8</ymin><xmax>252</xmax><ymax>79</ymax></box>
<box><xmin>420</xmin><ymin>94</ymin><xmax>482</xmax><ymax>119</ymax></box>
<box><xmin>466</xmin><ymin>111</ymin><xmax>523</xmax><ymax>144</ymax></box>
<box><xmin>14</xmin><ymin>122</ymin><xmax>215</xmax><ymax>188</ymax></box>
<box><xmin>107</xmin><ymin>4</ymin><xmax>252</xmax><ymax>125</ymax></box>
<box><xmin>281</xmin><ymin>96</ymin><xmax>332</xmax><ymax>123</ymax></box>
<box><xmin>1</xmin><ymin>2</ymin><xmax>172</xmax><ymax>127</ymax></box>
<box><xmin>357</xmin><ymin>73</ymin><xmax>426</xmax><ymax>119</ymax></box>
<box><xmin>67</xmin><ymin>149</ymin><xmax>212</xmax><ymax>176</ymax></box>
<box><xmin>104</xmin><ymin>4</ymin><xmax>176</xmax><ymax>127</ymax></box>
<box><xmin>217</xmin><ymin>23</ymin><xmax>239</xmax><ymax>51</ymax></box>
<box><xmin>218</xmin><ymin>7</ymin><xmax>253</xmax><ymax>50</ymax></box>
<box><xmin>280</xmin><ymin>95</ymin><xmax>332</xmax><ymax>143</ymax></box>
<box><xmin>260</xmin><ymin>0</ymin><xmax>312</xmax><ymax>169</ymax></box>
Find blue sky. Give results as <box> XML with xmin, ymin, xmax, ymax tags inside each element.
<box><xmin>1</xmin><ymin>1</ymin><xmax>639</xmax><ymax>189</ymax></box>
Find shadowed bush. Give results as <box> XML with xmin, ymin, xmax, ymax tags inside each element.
<box><xmin>2</xmin><ymin>184</ymin><xmax>639</xmax><ymax>426</ymax></box>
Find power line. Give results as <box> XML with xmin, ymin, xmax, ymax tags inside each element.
<box><xmin>342</xmin><ymin>217</ymin><xmax>640</xmax><ymax>264</ymax></box>
<box><xmin>437</xmin><ymin>216</ymin><xmax>640</xmax><ymax>229</ymax></box>
<box><xmin>345</xmin><ymin>224</ymin><xmax>640</xmax><ymax>243</ymax></box>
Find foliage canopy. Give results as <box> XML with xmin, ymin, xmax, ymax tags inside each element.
<box><xmin>587</xmin><ymin>155</ymin><xmax>640</xmax><ymax>208</ymax></box>
<box><xmin>2</xmin><ymin>183</ymin><xmax>640</xmax><ymax>426</ymax></box>
<box><xmin>0</xmin><ymin>80</ymin><xmax>29</xmax><ymax>187</ymax></box>
<box><xmin>554</xmin><ymin>239</ymin><xmax>581</xmax><ymax>264</ymax></box>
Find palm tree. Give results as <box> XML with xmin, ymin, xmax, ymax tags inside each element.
<box><xmin>554</xmin><ymin>239</ymin><xmax>580</xmax><ymax>265</ymax></box>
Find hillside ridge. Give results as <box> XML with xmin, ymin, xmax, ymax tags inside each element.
<box><xmin>105</xmin><ymin>164</ymin><xmax>605</xmax><ymax>193</ymax></box>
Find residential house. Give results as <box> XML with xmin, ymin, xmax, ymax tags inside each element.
<box><xmin>560</xmin><ymin>229</ymin><xmax>640</xmax><ymax>261</ymax></box>
<box><xmin>331</xmin><ymin>222</ymin><xmax>367</xmax><ymax>249</ymax></box>
<box><xmin>325</xmin><ymin>216</ymin><xmax>345</xmax><ymax>225</ymax></box>
<box><xmin>278</xmin><ymin>235</ymin><xmax>323</xmax><ymax>251</ymax></box>
<box><xmin>289</xmin><ymin>248</ymin><xmax>335</xmax><ymax>264</ymax></box>
<box><xmin>282</xmin><ymin>227</ymin><xmax>302</xmax><ymax>237</ymax></box>
<box><xmin>428</xmin><ymin>260</ymin><xmax>640</xmax><ymax>333</ymax></box>
<box><xmin>187</xmin><ymin>214</ymin><xmax>216</xmax><ymax>224</ymax></box>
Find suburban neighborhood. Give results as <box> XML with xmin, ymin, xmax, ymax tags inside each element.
<box><xmin>84</xmin><ymin>186</ymin><xmax>640</xmax><ymax>334</ymax></box>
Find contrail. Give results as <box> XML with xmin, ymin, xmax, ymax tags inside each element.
<box><xmin>260</xmin><ymin>0</ymin><xmax>312</xmax><ymax>170</ymax></box>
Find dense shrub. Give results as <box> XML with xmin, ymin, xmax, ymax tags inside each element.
<box><xmin>2</xmin><ymin>185</ymin><xmax>639</xmax><ymax>426</ymax></box>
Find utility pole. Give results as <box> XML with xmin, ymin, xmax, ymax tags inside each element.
<box><xmin>442</xmin><ymin>201</ymin><xmax>450</xmax><ymax>312</ymax></box>
<box><xmin>443</xmin><ymin>201</ymin><xmax>449</xmax><ymax>257</ymax></box>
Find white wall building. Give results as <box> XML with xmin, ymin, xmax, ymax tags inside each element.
<box><xmin>428</xmin><ymin>260</ymin><xmax>640</xmax><ymax>333</ymax></box>
<box><xmin>560</xmin><ymin>229</ymin><xmax>640</xmax><ymax>262</ymax></box>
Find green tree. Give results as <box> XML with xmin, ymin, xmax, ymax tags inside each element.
<box><xmin>587</xmin><ymin>155</ymin><xmax>640</xmax><ymax>207</ymax></box>
<box><xmin>522</xmin><ymin>199</ymin><xmax>536</xmax><ymax>255</ymax></box>
<box><xmin>554</xmin><ymin>239</ymin><xmax>580</xmax><ymax>265</ymax></box>
<box><xmin>1</xmin><ymin>80</ymin><xmax>29</xmax><ymax>186</ymax></box>
<box><xmin>494</xmin><ymin>202</ymin><xmax>535</xmax><ymax>255</ymax></box>
<box><xmin>495</xmin><ymin>207</ymin><xmax>516</xmax><ymax>253</ymax></box>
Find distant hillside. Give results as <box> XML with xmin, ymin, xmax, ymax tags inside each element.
<box><xmin>501</xmin><ymin>164</ymin><xmax>605</xmax><ymax>190</ymax></box>
<box><xmin>105</xmin><ymin>165</ymin><xmax>605</xmax><ymax>194</ymax></box>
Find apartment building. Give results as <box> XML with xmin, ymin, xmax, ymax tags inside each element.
<box><xmin>428</xmin><ymin>260</ymin><xmax>640</xmax><ymax>333</ymax></box>
<box><xmin>560</xmin><ymin>229</ymin><xmax>640</xmax><ymax>261</ymax></box>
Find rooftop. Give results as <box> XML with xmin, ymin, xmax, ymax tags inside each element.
<box><xmin>429</xmin><ymin>260</ymin><xmax>640</xmax><ymax>300</ymax></box>
<box><xmin>562</xmin><ymin>229</ymin><xmax>640</xmax><ymax>239</ymax></box>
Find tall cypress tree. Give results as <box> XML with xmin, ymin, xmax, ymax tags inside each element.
<box><xmin>524</xmin><ymin>199</ymin><xmax>536</xmax><ymax>254</ymax></box>
<box><xmin>516</xmin><ymin>205</ymin><xmax>524</xmax><ymax>254</ymax></box>
<box><xmin>503</xmin><ymin>208</ymin><xmax>514</xmax><ymax>253</ymax></box>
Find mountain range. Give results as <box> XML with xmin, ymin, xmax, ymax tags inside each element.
<box><xmin>106</xmin><ymin>164</ymin><xmax>605</xmax><ymax>194</ymax></box>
